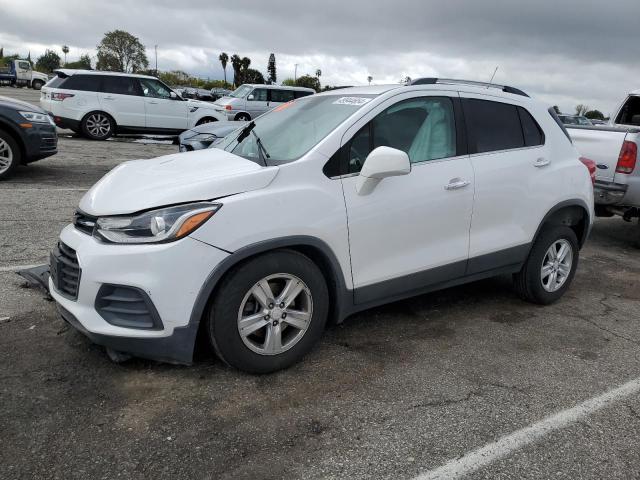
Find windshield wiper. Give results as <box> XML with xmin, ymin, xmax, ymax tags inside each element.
<box><xmin>251</xmin><ymin>130</ymin><xmax>270</xmax><ymax>167</ymax></box>
<box><xmin>236</xmin><ymin>120</ymin><xmax>255</xmax><ymax>144</ymax></box>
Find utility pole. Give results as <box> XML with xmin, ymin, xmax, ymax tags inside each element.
<box><xmin>294</xmin><ymin>63</ymin><xmax>298</xmax><ymax>82</ymax></box>
<box><xmin>154</xmin><ymin>45</ymin><xmax>158</xmax><ymax>76</ymax></box>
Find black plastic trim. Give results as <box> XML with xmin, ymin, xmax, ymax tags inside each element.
<box><xmin>532</xmin><ymin>199</ymin><xmax>592</xmax><ymax>248</ymax></box>
<box><xmin>95</xmin><ymin>284</ymin><xmax>164</xmax><ymax>330</ymax></box>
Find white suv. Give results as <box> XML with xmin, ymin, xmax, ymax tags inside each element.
<box><xmin>49</xmin><ymin>79</ymin><xmax>594</xmax><ymax>373</ymax></box>
<box><xmin>40</xmin><ymin>70</ymin><xmax>225</xmax><ymax>140</ymax></box>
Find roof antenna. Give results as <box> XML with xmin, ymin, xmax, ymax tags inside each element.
<box><xmin>488</xmin><ymin>66</ymin><xmax>499</xmax><ymax>86</ymax></box>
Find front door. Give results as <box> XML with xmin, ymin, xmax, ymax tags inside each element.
<box><xmin>138</xmin><ymin>78</ymin><xmax>188</xmax><ymax>130</ymax></box>
<box><xmin>246</xmin><ymin>88</ymin><xmax>269</xmax><ymax>118</ymax></box>
<box><xmin>340</xmin><ymin>94</ymin><xmax>475</xmax><ymax>304</ymax></box>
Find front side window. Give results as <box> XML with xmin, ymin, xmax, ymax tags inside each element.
<box><xmin>102</xmin><ymin>76</ymin><xmax>140</xmax><ymax>96</ymax></box>
<box><xmin>219</xmin><ymin>94</ymin><xmax>376</xmax><ymax>165</ymax></box>
<box><xmin>139</xmin><ymin>78</ymin><xmax>173</xmax><ymax>99</ymax></box>
<box><xmin>270</xmin><ymin>89</ymin><xmax>295</xmax><ymax>103</ymax></box>
<box><xmin>249</xmin><ymin>89</ymin><xmax>268</xmax><ymax>101</ymax></box>
<box><xmin>348</xmin><ymin>97</ymin><xmax>456</xmax><ymax>173</ymax></box>
<box><xmin>18</xmin><ymin>62</ymin><xmax>31</xmax><ymax>70</ymax></box>
<box><xmin>464</xmin><ymin>99</ymin><xmax>524</xmax><ymax>154</ymax></box>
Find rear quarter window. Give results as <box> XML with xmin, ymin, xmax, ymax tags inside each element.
<box><xmin>518</xmin><ymin>107</ymin><xmax>545</xmax><ymax>146</ymax></box>
<box><xmin>45</xmin><ymin>76</ymin><xmax>67</xmax><ymax>88</ymax></box>
<box><xmin>58</xmin><ymin>75</ymin><xmax>102</xmax><ymax>92</ymax></box>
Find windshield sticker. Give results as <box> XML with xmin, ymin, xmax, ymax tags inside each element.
<box><xmin>333</xmin><ymin>97</ymin><xmax>372</xmax><ymax>106</ymax></box>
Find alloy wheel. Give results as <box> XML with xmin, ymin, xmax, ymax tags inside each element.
<box><xmin>0</xmin><ymin>138</ymin><xmax>14</xmax><ymax>175</ymax></box>
<box><xmin>540</xmin><ymin>239</ymin><xmax>573</xmax><ymax>292</ymax></box>
<box><xmin>237</xmin><ymin>273</ymin><xmax>313</xmax><ymax>356</ymax></box>
<box><xmin>85</xmin><ymin>113</ymin><xmax>111</xmax><ymax>138</ymax></box>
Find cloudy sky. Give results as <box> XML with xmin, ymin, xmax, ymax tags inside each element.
<box><xmin>1</xmin><ymin>0</ymin><xmax>639</xmax><ymax>115</ymax></box>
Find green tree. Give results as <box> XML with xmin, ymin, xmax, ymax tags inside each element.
<box><xmin>241</xmin><ymin>56</ymin><xmax>251</xmax><ymax>71</ymax></box>
<box><xmin>295</xmin><ymin>74</ymin><xmax>321</xmax><ymax>92</ymax></box>
<box><xmin>575</xmin><ymin>104</ymin><xmax>589</xmax><ymax>116</ymax></box>
<box><xmin>282</xmin><ymin>78</ymin><xmax>296</xmax><ymax>87</ymax></box>
<box><xmin>35</xmin><ymin>49</ymin><xmax>61</xmax><ymax>73</ymax></box>
<box><xmin>241</xmin><ymin>68</ymin><xmax>265</xmax><ymax>84</ymax></box>
<box><xmin>62</xmin><ymin>45</ymin><xmax>69</xmax><ymax>65</ymax></box>
<box><xmin>585</xmin><ymin>109</ymin><xmax>605</xmax><ymax>120</ymax></box>
<box><xmin>64</xmin><ymin>54</ymin><xmax>92</xmax><ymax>70</ymax></box>
<box><xmin>0</xmin><ymin>47</ymin><xmax>3</xmax><ymax>59</ymax></box>
<box><xmin>267</xmin><ymin>53</ymin><xmax>276</xmax><ymax>84</ymax></box>
<box><xmin>367</xmin><ymin>75</ymin><xmax>373</xmax><ymax>85</ymax></box>
<box><xmin>96</xmin><ymin>30</ymin><xmax>148</xmax><ymax>72</ymax></box>
<box><xmin>218</xmin><ymin>52</ymin><xmax>229</xmax><ymax>85</ymax></box>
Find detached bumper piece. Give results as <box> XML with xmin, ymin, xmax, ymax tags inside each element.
<box><xmin>95</xmin><ymin>284</ymin><xmax>163</xmax><ymax>330</ymax></box>
<box><xmin>50</xmin><ymin>242</ymin><xmax>81</xmax><ymax>300</ymax></box>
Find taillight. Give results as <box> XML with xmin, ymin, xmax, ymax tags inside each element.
<box><xmin>51</xmin><ymin>92</ymin><xmax>75</xmax><ymax>101</ymax></box>
<box><xmin>225</xmin><ymin>105</ymin><xmax>233</xmax><ymax>110</ymax></box>
<box><xmin>579</xmin><ymin>157</ymin><xmax>596</xmax><ymax>185</ymax></box>
<box><xmin>616</xmin><ymin>141</ymin><xmax>637</xmax><ymax>174</ymax></box>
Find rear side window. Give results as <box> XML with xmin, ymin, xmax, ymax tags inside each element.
<box><xmin>270</xmin><ymin>89</ymin><xmax>295</xmax><ymax>103</ymax></box>
<box><xmin>464</xmin><ymin>99</ymin><xmax>524</xmax><ymax>153</ymax></box>
<box><xmin>518</xmin><ymin>107</ymin><xmax>544</xmax><ymax>146</ymax></box>
<box><xmin>548</xmin><ymin>108</ymin><xmax>572</xmax><ymax>143</ymax></box>
<box><xmin>294</xmin><ymin>90</ymin><xmax>313</xmax><ymax>99</ymax></box>
<box><xmin>60</xmin><ymin>75</ymin><xmax>102</xmax><ymax>92</ymax></box>
<box><xmin>102</xmin><ymin>76</ymin><xmax>140</xmax><ymax>96</ymax></box>
<box><xmin>45</xmin><ymin>76</ymin><xmax>67</xmax><ymax>88</ymax></box>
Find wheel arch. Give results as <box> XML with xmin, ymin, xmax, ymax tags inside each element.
<box><xmin>195</xmin><ymin>116</ymin><xmax>219</xmax><ymax>126</ymax></box>
<box><xmin>81</xmin><ymin>110</ymin><xmax>117</xmax><ymax>138</ymax></box>
<box><xmin>532</xmin><ymin>199</ymin><xmax>591</xmax><ymax>249</ymax></box>
<box><xmin>234</xmin><ymin>111</ymin><xmax>251</xmax><ymax>121</ymax></box>
<box><xmin>190</xmin><ymin>236</ymin><xmax>350</xmax><ymax>346</ymax></box>
<box><xmin>0</xmin><ymin>120</ymin><xmax>26</xmax><ymax>163</ymax></box>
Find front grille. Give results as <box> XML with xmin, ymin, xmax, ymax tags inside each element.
<box><xmin>50</xmin><ymin>241</ymin><xmax>81</xmax><ymax>299</ymax></box>
<box><xmin>73</xmin><ymin>210</ymin><xmax>97</xmax><ymax>235</ymax></box>
<box><xmin>95</xmin><ymin>285</ymin><xmax>163</xmax><ymax>330</ymax></box>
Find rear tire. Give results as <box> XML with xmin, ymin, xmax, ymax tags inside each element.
<box><xmin>206</xmin><ymin>250</ymin><xmax>329</xmax><ymax>373</ymax></box>
<box><xmin>81</xmin><ymin>112</ymin><xmax>114</xmax><ymax>140</ymax></box>
<box><xmin>513</xmin><ymin>225</ymin><xmax>579</xmax><ymax>305</ymax></box>
<box><xmin>0</xmin><ymin>129</ymin><xmax>21</xmax><ymax>180</ymax></box>
<box><xmin>235</xmin><ymin>113</ymin><xmax>251</xmax><ymax>121</ymax></box>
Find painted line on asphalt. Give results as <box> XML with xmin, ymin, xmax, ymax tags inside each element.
<box><xmin>0</xmin><ymin>263</ymin><xmax>46</xmax><ymax>273</ymax></box>
<box><xmin>413</xmin><ymin>376</ymin><xmax>640</xmax><ymax>480</ymax></box>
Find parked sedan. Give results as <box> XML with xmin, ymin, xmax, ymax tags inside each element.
<box><xmin>0</xmin><ymin>95</ymin><xmax>57</xmax><ymax>179</ymax></box>
<box><xmin>178</xmin><ymin>121</ymin><xmax>246</xmax><ymax>152</ymax></box>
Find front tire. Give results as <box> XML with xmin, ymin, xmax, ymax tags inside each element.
<box><xmin>196</xmin><ymin>117</ymin><xmax>218</xmax><ymax>126</ymax></box>
<box><xmin>235</xmin><ymin>112</ymin><xmax>251</xmax><ymax>121</ymax></box>
<box><xmin>32</xmin><ymin>80</ymin><xmax>44</xmax><ymax>90</ymax></box>
<box><xmin>81</xmin><ymin>112</ymin><xmax>114</xmax><ymax>140</ymax></box>
<box><xmin>513</xmin><ymin>225</ymin><xmax>579</xmax><ymax>304</ymax></box>
<box><xmin>207</xmin><ymin>250</ymin><xmax>329</xmax><ymax>373</ymax></box>
<box><xmin>0</xmin><ymin>130</ymin><xmax>21</xmax><ymax>180</ymax></box>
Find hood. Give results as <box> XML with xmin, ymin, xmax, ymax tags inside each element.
<box><xmin>185</xmin><ymin>98</ymin><xmax>217</xmax><ymax>110</ymax></box>
<box><xmin>214</xmin><ymin>96</ymin><xmax>237</xmax><ymax>107</ymax></box>
<box><xmin>79</xmin><ymin>148</ymin><xmax>278</xmax><ymax>216</ymax></box>
<box><xmin>0</xmin><ymin>95</ymin><xmax>47</xmax><ymax>113</ymax></box>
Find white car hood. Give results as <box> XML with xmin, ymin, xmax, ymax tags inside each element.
<box><xmin>79</xmin><ymin>148</ymin><xmax>278</xmax><ymax>216</ymax></box>
<box><xmin>185</xmin><ymin>99</ymin><xmax>216</xmax><ymax>110</ymax></box>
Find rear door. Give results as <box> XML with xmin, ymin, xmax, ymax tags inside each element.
<box><xmin>99</xmin><ymin>76</ymin><xmax>145</xmax><ymax>128</ymax></box>
<box><xmin>246</xmin><ymin>88</ymin><xmax>269</xmax><ymax>117</ymax></box>
<box><xmin>462</xmin><ymin>96</ymin><xmax>549</xmax><ymax>269</ymax></box>
<box><xmin>138</xmin><ymin>78</ymin><xmax>188</xmax><ymax>130</ymax></box>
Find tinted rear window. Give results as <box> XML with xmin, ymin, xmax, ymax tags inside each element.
<box><xmin>518</xmin><ymin>107</ymin><xmax>544</xmax><ymax>146</ymax></box>
<box><xmin>294</xmin><ymin>90</ymin><xmax>313</xmax><ymax>99</ymax></box>
<box><xmin>46</xmin><ymin>76</ymin><xmax>67</xmax><ymax>88</ymax></box>
<box><xmin>102</xmin><ymin>76</ymin><xmax>140</xmax><ymax>96</ymax></box>
<box><xmin>464</xmin><ymin>99</ymin><xmax>524</xmax><ymax>153</ymax></box>
<box><xmin>59</xmin><ymin>75</ymin><xmax>102</xmax><ymax>92</ymax></box>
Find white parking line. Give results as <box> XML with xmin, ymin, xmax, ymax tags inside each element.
<box><xmin>0</xmin><ymin>263</ymin><xmax>46</xmax><ymax>273</ymax></box>
<box><xmin>413</xmin><ymin>376</ymin><xmax>640</xmax><ymax>480</ymax></box>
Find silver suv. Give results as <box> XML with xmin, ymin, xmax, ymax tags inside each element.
<box><xmin>214</xmin><ymin>84</ymin><xmax>315</xmax><ymax>121</ymax></box>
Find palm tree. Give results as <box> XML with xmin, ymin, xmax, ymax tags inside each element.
<box><xmin>241</xmin><ymin>57</ymin><xmax>251</xmax><ymax>71</ymax></box>
<box><xmin>218</xmin><ymin>52</ymin><xmax>228</xmax><ymax>86</ymax></box>
<box><xmin>62</xmin><ymin>45</ymin><xmax>69</xmax><ymax>65</ymax></box>
<box><xmin>230</xmin><ymin>54</ymin><xmax>242</xmax><ymax>86</ymax></box>
<box><xmin>315</xmin><ymin>69</ymin><xmax>321</xmax><ymax>78</ymax></box>
<box><xmin>367</xmin><ymin>75</ymin><xmax>373</xmax><ymax>85</ymax></box>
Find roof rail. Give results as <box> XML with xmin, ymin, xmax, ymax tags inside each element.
<box><xmin>409</xmin><ymin>78</ymin><xmax>529</xmax><ymax>97</ymax></box>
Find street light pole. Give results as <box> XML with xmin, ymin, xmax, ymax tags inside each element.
<box><xmin>294</xmin><ymin>63</ymin><xmax>298</xmax><ymax>82</ymax></box>
<box><xmin>154</xmin><ymin>45</ymin><xmax>158</xmax><ymax>76</ymax></box>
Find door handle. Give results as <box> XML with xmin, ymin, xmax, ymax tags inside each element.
<box><xmin>102</xmin><ymin>96</ymin><xmax>115</xmax><ymax>100</ymax></box>
<box><xmin>534</xmin><ymin>157</ymin><xmax>550</xmax><ymax>167</ymax></box>
<box><xmin>148</xmin><ymin>101</ymin><xmax>159</xmax><ymax>104</ymax></box>
<box><xmin>445</xmin><ymin>178</ymin><xmax>471</xmax><ymax>190</ymax></box>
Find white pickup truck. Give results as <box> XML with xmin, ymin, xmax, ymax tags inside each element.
<box><xmin>567</xmin><ymin>91</ymin><xmax>640</xmax><ymax>222</ymax></box>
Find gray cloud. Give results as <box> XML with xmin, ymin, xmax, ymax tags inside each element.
<box><xmin>1</xmin><ymin>0</ymin><xmax>638</xmax><ymax>114</ymax></box>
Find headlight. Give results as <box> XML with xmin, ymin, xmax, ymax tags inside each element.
<box><xmin>95</xmin><ymin>202</ymin><xmax>220</xmax><ymax>244</ymax></box>
<box><xmin>20</xmin><ymin>111</ymin><xmax>52</xmax><ymax>124</ymax></box>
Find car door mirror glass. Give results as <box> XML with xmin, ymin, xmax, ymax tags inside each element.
<box><xmin>247</xmin><ymin>94</ymin><xmax>255</xmax><ymax>101</ymax></box>
<box><xmin>356</xmin><ymin>146</ymin><xmax>411</xmax><ymax>195</ymax></box>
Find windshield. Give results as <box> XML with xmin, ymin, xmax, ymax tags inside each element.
<box><xmin>218</xmin><ymin>94</ymin><xmax>376</xmax><ymax>165</ymax></box>
<box><xmin>230</xmin><ymin>85</ymin><xmax>253</xmax><ymax>98</ymax></box>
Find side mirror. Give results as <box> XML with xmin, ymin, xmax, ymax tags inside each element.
<box><xmin>170</xmin><ymin>91</ymin><xmax>181</xmax><ymax>100</ymax></box>
<box><xmin>247</xmin><ymin>94</ymin><xmax>255</xmax><ymax>101</ymax></box>
<box><xmin>355</xmin><ymin>146</ymin><xmax>411</xmax><ymax>195</ymax></box>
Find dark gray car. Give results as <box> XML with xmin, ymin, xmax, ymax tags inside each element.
<box><xmin>178</xmin><ymin>120</ymin><xmax>246</xmax><ymax>151</ymax></box>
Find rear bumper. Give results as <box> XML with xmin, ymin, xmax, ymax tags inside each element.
<box><xmin>594</xmin><ymin>180</ymin><xmax>627</xmax><ymax>206</ymax></box>
<box><xmin>49</xmin><ymin>114</ymin><xmax>80</xmax><ymax>132</ymax></box>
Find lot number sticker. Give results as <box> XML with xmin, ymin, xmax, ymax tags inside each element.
<box><xmin>333</xmin><ymin>97</ymin><xmax>372</xmax><ymax>106</ymax></box>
